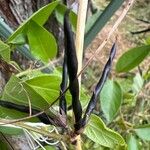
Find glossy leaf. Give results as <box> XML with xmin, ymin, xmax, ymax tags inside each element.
<box><xmin>2</xmin><ymin>75</ymin><xmax>49</xmax><ymax>109</ymax></box>
<box><xmin>27</xmin><ymin>20</ymin><xmax>57</xmax><ymax>62</ymax></box>
<box><xmin>0</xmin><ymin>40</ymin><xmax>10</xmax><ymax>62</ymax></box>
<box><xmin>26</xmin><ymin>74</ymin><xmax>88</xmax><ymax>107</ymax></box>
<box><xmin>0</xmin><ymin>75</ymin><xmax>48</xmax><ymax>121</ymax></box>
<box><xmin>8</xmin><ymin>0</ymin><xmax>59</xmax><ymax>43</ymax></box>
<box><xmin>100</xmin><ymin>80</ymin><xmax>122</xmax><ymax>122</ymax></box>
<box><xmin>127</xmin><ymin>134</ymin><xmax>139</xmax><ymax>150</ymax></box>
<box><xmin>116</xmin><ymin>45</ymin><xmax>150</xmax><ymax>72</ymax></box>
<box><xmin>134</xmin><ymin>124</ymin><xmax>150</xmax><ymax>141</ymax></box>
<box><xmin>84</xmin><ymin>0</ymin><xmax>125</xmax><ymax>48</ymax></box>
<box><xmin>84</xmin><ymin>114</ymin><xmax>126</xmax><ymax>148</ymax></box>
<box><xmin>26</xmin><ymin>74</ymin><xmax>71</xmax><ymax>104</ymax></box>
<box><xmin>9</xmin><ymin>33</ymin><xmax>27</xmax><ymax>45</ymax></box>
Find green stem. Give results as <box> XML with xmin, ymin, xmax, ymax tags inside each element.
<box><xmin>15</xmin><ymin>122</ymin><xmax>68</xmax><ymax>142</ymax></box>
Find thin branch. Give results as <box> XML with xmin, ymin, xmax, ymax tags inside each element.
<box><xmin>131</xmin><ymin>28</ymin><xmax>150</xmax><ymax>34</ymax></box>
<box><xmin>0</xmin><ymin>120</ymin><xmax>67</xmax><ymax>142</ymax></box>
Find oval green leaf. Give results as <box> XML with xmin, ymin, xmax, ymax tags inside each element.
<box><xmin>2</xmin><ymin>75</ymin><xmax>49</xmax><ymax>109</ymax></box>
<box><xmin>26</xmin><ymin>74</ymin><xmax>72</xmax><ymax>104</ymax></box>
<box><xmin>84</xmin><ymin>114</ymin><xmax>126</xmax><ymax>148</ymax></box>
<box><xmin>134</xmin><ymin>124</ymin><xmax>150</xmax><ymax>141</ymax></box>
<box><xmin>116</xmin><ymin>45</ymin><xmax>150</xmax><ymax>72</ymax></box>
<box><xmin>8</xmin><ymin>0</ymin><xmax>59</xmax><ymax>43</ymax></box>
<box><xmin>127</xmin><ymin>134</ymin><xmax>139</xmax><ymax>150</ymax></box>
<box><xmin>100</xmin><ymin>80</ymin><xmax>122</xmax><ymax>122</ymax></box>
<box><xmin>27</xmin><ymin>20</ymin><xmax>57</xmax><ymax>62</ymax></box>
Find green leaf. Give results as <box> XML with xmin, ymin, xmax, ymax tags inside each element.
<box><xmin>8</xmin><ymin>0</ymin><xmax>59</xmax><ymax>43</ymax></box>
<box><xmin>1</xmin><ymin>75</ymin><xmax>48</xmax><ymax>121</ymax></box>
<box><xmin>0</xmin><ymin>125</ymin><xmax>23</xmax><ymax>135</ymax></box>
<box><xmin>134</xmin><ymin>124</ymin><xmax>150</xmax><ymax>141</ymax></box>
<box><xmin>0</xmin><ymin>40</ymin><xmax>10</xmax><ymax>62</ymax></box>
<box><xmin>127</xmin><ymin>134</ymin><xmax>139</xmax><ymax>150</ymax></box>
<box><xmin>84</xmin><ymin>114</ymin><xmax>126</xmax><ymax>149</ymax></box>
<box><xmin>9</xmin><ymin>33</ymin><xmax>27</xmax><ymax>45</ymax></box>
<box><xmin>84</xmin><ymin>0</ymin><xmax>125</xmax><ymax>48</ymax></box>
<box><xmin>55</xmin><ymin>4</ymin><xmax>77</xmax><ymax>32</ymax></box>
<box><xmin>132</xmin><ymin>73</ymin><xmax>144</xmax><ymax>94</ymax></box>
<box><xmin>0</xmin><ymin>141</ymin><xmax>9</xmax><ymax>149</ymax></box>
<box><xmin>38</xmin><ymin>145</ymin><xmax>55</xmax><ymax>150</ymax></box>
<box><xmin>145</xmin><ymin>36</ymin><xmax>150</xmax><ymax>45</ymax></box>
<box><xmin>116</xmin><ymin>45</ymin><xmax>150</xmax><ymax>72</ymax></box>
<box><xmin>26</xmin><ymin>75</ymin><xmax>71</xmax><ymax>105</ymax></box>
<box><xmin>2</xmin><ymin>75</ymin><xmax>49</xmax><ymax>109</ymax></box>
<box><xmin>26</xmin><ymin>74</ymin><xmax>89</xmax><ymax>107</ymax></box>
<box><xmin>100</xmin><ymin>80</ymin><xmax>122</xmax><ymax>122</ymax></box>
<box><xmin>27</xmin><ymin>20</ymin><xmax>57</xmax><ymax>62</ymax></box>
<box><xmin>26</xmin><ymin>74</ymin><xmax>69</xmax><ymax>104</ymax></box>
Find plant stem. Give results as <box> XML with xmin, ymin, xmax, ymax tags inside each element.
<box><xmin>75</xmin><ymin>0</ymin><xmax>88</xmax><ymax>150</ymax></box>
<box><xmin>75</xmin><ymin>0</ymin><xmax>88</xmax><ymax>87</ymax></box>
<box><xmin>16</xmin><ymin>62</ymin><xmax>51</xmax><ymax>77</ymax></box>
<box><xmin>0</xmin><ymin>120</ymin><xmax>68</xmax><ymax>143</ymax></box>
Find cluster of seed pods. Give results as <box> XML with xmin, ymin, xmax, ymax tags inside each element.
<box><xmin>0</xmin><ymin>10</ymin><xmax>116</xmax><ymax>135</ymax></box>
<box><xmin>61</xmin><ymin>10</ymin><xmax>116</xmax><ymax>133</ymax></box>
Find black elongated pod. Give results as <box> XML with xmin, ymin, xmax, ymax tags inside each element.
<box><xmin>64</xmin><ymin>10</ymin><xmax>82</xmax><ymax>131</ymax></box>
<box><xmin>82</xmin><ymin>43</ymin><xmax>116</xmax><ymax>127</ymax></box>
<box><xmin>0</xmin><ymin>100</ymin><xmax>66</xmax><ymax>127</ymax></box>
<box><xmin>59</xmin><ymin>54</ymin><xmax>68</xmax><ymax>115</ymax></box>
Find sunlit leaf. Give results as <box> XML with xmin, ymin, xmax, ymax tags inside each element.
<box><xmin>116</xmin><ymin>45</ymin><xmax>150</xmax><ymax>72</ymax></box>
<box><xmin>9</xmin><ymin>33</ymin><xmax>27</xmax><ymax>45</ymax></box>
<box><xmin>8</xmin><ymin>0</ymin><xmax>59</xmax><ymax>43</ymax></box>
<box><xmin>127</xmin><ymin>134</ymin><xmax>139</xmax><ymax>150</ymax></box>
<box><xmin>100</xmin><ymin>80</ymin><xmax>122</xmax><ymax>122</ymax></box>
<box><xmin>2</xmin><ymin>75</ymin><xmax>48</xmax><ymax>109</ymax></box>
<box><xmin>84</xmin><ymin>114</ymin><xmax>126</xmax><ymax>148</ymax></box>
<box><xmin>27</xmin><ymin>21</ymin><xmax>57</xmax><ymax>62</ymax></box>
<box><xmin>134</xmin><ymin>124</ymin><xmax>150</xmax><ymax>141</ymax></box>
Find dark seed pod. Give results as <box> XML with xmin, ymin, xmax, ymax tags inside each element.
<box><xmin>0</xmin><ymin>100</ymin><xmax>66</xmax><ymax>127</ymax></box>
<box><xmin>59</xmin><ymin>54</ymin><xmax>68</xmax><ymax>116</ymax></box>
<box><xmin>64</xmin><ymin>10</ymin><xmax>82</xmax><ymax>131</ymax></box>
<box><xmin>82</xmin><ymin>43</ymin><xmax>116</xmax><ymax>127</ymax></box>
